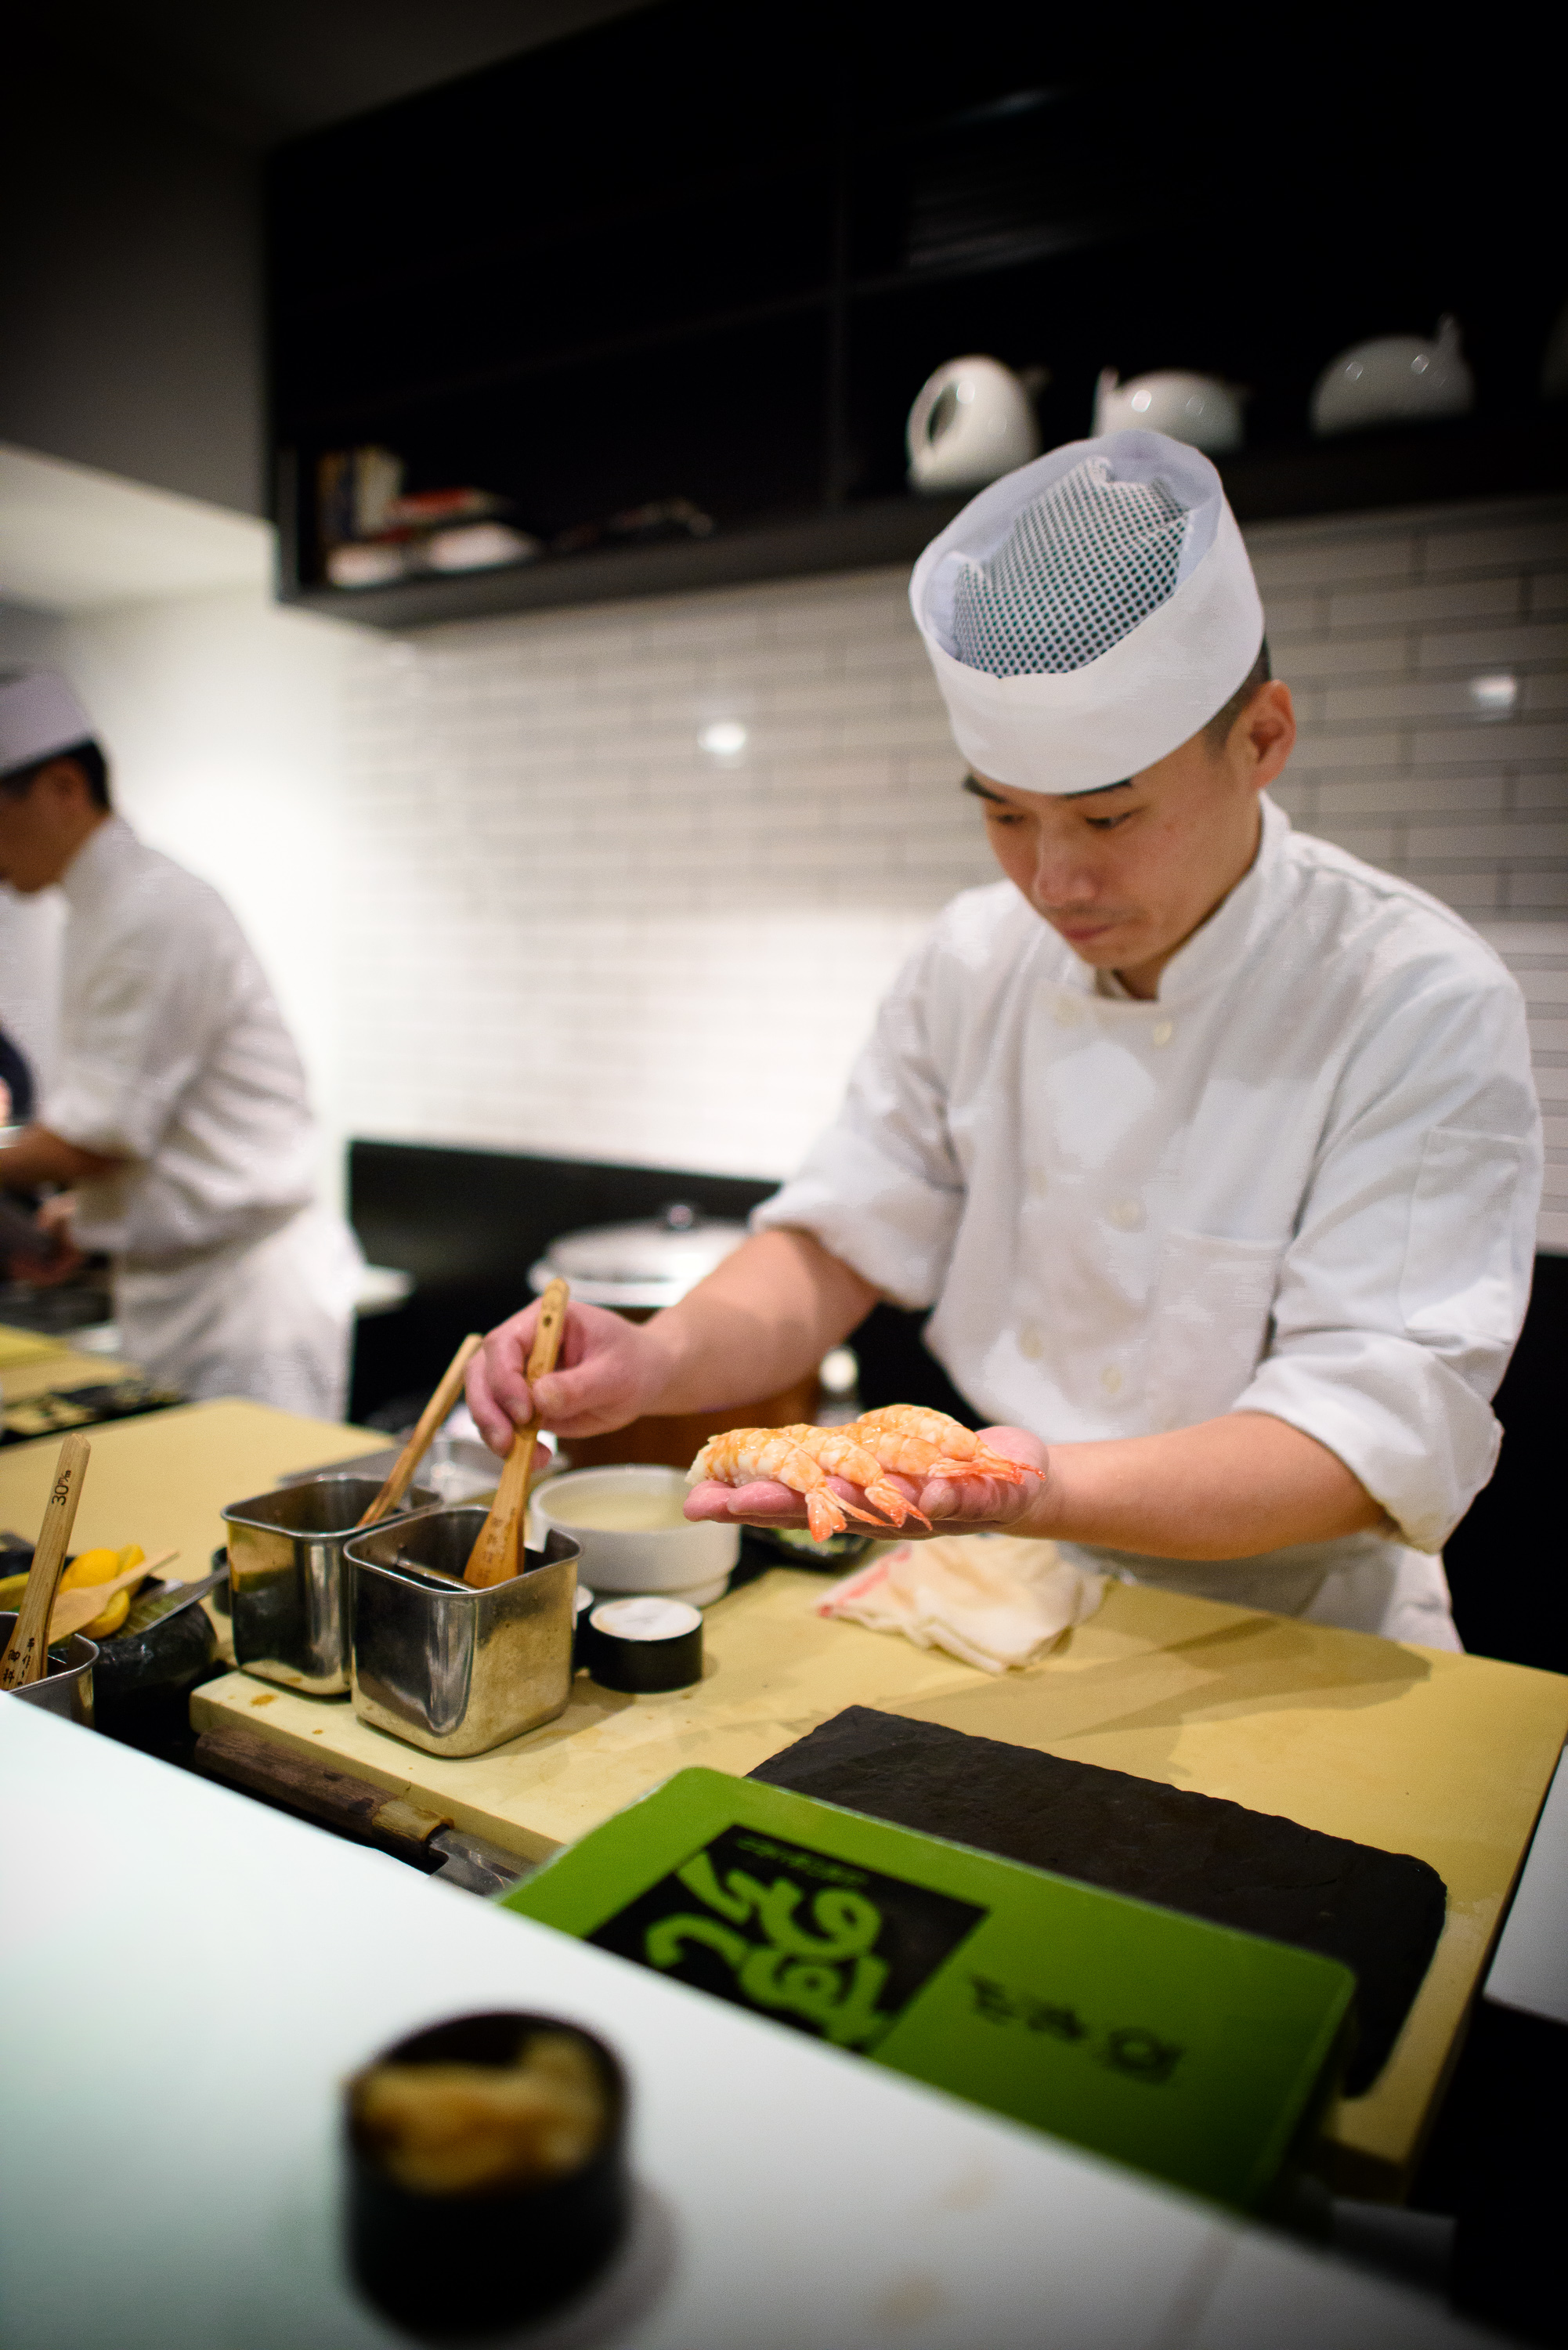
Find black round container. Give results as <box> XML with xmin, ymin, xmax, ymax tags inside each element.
<box><xmin>571</xmin><ymin>1583</ymin><xmax>595</xmax><ymax>1669</ymax></box>
<box><xmin>208</xmin><ymin>1543</ymin><xmax>232</xmax><ymax>1616</ymax></box>
<box><xmin>92</xmin><ymin>1589</ymin><xmax>220</xmax><ymax>1745</ymax></box>
<box><xmin>583</xmin><ymin>1596</ymin><xmax>703</xmax><ymax>1693</ymax></box>
<box><xmin>346</xmin><ymin>2010</ymin><xmax>629</xmax><ymax>2337</ymax></box>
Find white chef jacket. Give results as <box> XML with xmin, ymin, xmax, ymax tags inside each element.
<box><xmin>754</xmin><ymin>796</ymin><xmax>1542</xmax><ymax>1643</ymax></box>
<box><xmin>42</xmin><ymin>816</ymin><xmax>359</xmax><ymax>1416</ymax></box>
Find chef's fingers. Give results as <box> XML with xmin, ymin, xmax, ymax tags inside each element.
<box><xmin>468</xmin><ymin>1302</ymin><xmax>541</xmax><ymax>1452</ymax></box>
<box><xmin>466</xmin><ymin>1334</ymin><xmax>525</xmax><ymax>1455</ymax></box>
<box><xmin>684</xmin><ymin>1477</ymin><xmax>806</xmax><ymax>1525</ymax></box>
<box><xmin>916</xmin><ymin>1466</ymin><xmax>1044</xmax><ymax>1528</ymax></box>
<box><xmin>528</xmin><ymin>1302</ymin><xmax>652</xmax><ymax>1435</ymax></box>
<box><xmin>468</xmin><ymin>1298</ymin><xmax>647</xmax><ymax>1444</ymax></box>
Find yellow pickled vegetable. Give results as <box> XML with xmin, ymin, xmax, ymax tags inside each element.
<box><xmin>58</xmin><ymin>1542</ymin><xmax>146</xmax><ymax>1639</ymax></box>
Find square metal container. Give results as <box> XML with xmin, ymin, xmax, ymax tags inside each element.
<box><xmin>224</xmin><ymin>1474</ymin><xmax>435</xmax><ymax>1696</ymax></box>
<box><xmin>0</xmin><ymin>1614</ymin><xmax>96</xmax><ymax>1727</ymax></box>
<box><xmin>345</xmin><ymin>1505</ymin><xmax>580</xmax><ymax>1757</ymax></box>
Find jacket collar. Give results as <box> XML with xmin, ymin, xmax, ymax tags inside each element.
<box><xmin>1062</xmin><ymin>792</ymin><xmax>1290</xmax><ymax>1007</ymax></box>
<box><xmin>57</xmin><ymin>814</ymin><xmax>139</xmax><ymax>920</ymax></box>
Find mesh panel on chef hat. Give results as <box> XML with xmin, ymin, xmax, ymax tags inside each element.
<box><xmin>950</xmin><ymin>456</ymin><xmax>1188</xmax><ymax>677</ymax></box>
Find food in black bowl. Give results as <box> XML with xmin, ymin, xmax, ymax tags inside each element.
<box><xmin>346</xmin><ymin>2011</ymin><xmax>629</xmax><ymax>2336</ymax></box>
<box><xmin>0</xmin><ymin>1535</ymin><xmax>225</xmax><ymax>1747</ymax></box>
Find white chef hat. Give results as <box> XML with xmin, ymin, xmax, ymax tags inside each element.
<box><xmin>909</xmin><ymin>428</ymin><xmax>1264</xmax><ymax>794</ymax></box>
<box><xmin>0</xmin><ymin>672</ymin><xmax>96</xmax><ymax>782</ymax></box>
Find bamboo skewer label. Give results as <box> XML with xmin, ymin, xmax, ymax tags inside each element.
<box><xmin>0</xmin><ymin>1433</ymin><xmax>92</xmax><ymax>1690</ymax></box>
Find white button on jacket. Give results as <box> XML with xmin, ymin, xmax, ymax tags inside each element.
<box><xmin>756</xmin><ymin>798</ymin><xmax>1542</xmax><ymax>1641</ymax></box>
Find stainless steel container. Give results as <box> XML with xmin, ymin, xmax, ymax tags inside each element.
<box><xmin>225</xmin><ymin>1475</ymin><xmax>435</xmax><ymax>1697</ymax></box>
<box><xmin>345</xmin><ymin>1506</ymin><xmax>580</xmax><ymax>1758</ymax></box>
<box><xmin>1</xmin><ymin>1614</ymin><xmax>96</xmax><ymax>1726</ymax></box>
<box><xmin>276</xmin><ymin>1435</ymin><xmax>503</xmax><ymax>1507</ymax></box>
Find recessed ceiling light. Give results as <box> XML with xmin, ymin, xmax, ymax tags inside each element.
<box><xmin>1469</xmin><ymin>673</ymin><xmax>1518</xmax><ymax>716</ymax></box>
<box><xmin>699</xmin><ymin>721</ymin><xmax>747</xmax><ymax>756</ymax></box>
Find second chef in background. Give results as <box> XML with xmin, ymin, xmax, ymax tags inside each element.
<box><xmin>0</xmin><ymin>671</ymin><xmax>361</xmax><ymax>1416</ymax></box>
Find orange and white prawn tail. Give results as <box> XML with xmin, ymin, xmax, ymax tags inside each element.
<box><xmin>927</xmin><ymin>1449</ymin><xmax>1031</xmax><ymax>1487</ymax></box>
<box><xmin>861</xmin><ymin>1477</ymin><xmax>932</xmax><ymax>1530</ymax></box>
<box><xmin>805</xmin><ymin>1488</ymin><xmax>845</xmax><ymax>1542</ymax></box>
<box><xmin>792</xmin><ymin>1426</ymin><xmax>932</xmax><ymax>1531</ymax></box>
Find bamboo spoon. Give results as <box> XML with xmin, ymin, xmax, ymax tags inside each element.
<box><xmin>47</xmin><ymin>1549</ymin><xmax>180</xmax><ymax>1644</ymax></box>
<box><xmin>356</xmin><ymin>1333</ymin><xmax>484</xmax><ymax>1529</ymax></box>
<box><xmin>1</xmin><ymin>1433</ymin><xmax>92</xmax><ymax>1689</ymax></box>
<box><xmin>464</xmin><ymin>1280</ymin><xmax>569</xmax><ymax>1590</ymax></box>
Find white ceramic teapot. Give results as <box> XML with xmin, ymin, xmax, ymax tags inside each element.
<box><xmin>1310</xmin><ymin>315</ymin><xmax>1475</xmax><ymax>436</ymax></box>
<box><xmin>907</xmin><ymin>356</ymin><xmax>1041</xmax><ymax>494</ymax></box>
<box><xmin>1092</xmin><ymin>368</ymin><xmax>1245</xmax><ymax>454</ymax></box>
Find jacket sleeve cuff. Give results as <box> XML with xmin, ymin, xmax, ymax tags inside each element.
<box><xmin>752</xmin><ymin>1123</ymin><xmax>963</xmax><ymax>1311</ymax></box>
<box><xmin>1233</xmin><ymin>1334</ymin><xmax>1502</xmax><ymax>1553</ymax></box>
<box><xmin>38</xmin><ymin>1081</ymin><xmax>146</xmax><ymax>1161</ymax></box>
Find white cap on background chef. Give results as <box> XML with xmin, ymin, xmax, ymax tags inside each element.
<box><xmin>0</xmin><ymin>671</ymin><xmax>362</xmax><ymax>1416</ymax></box>
<box><xmin>467</xmin><ymin>430</ymin><xmax>1541</xmax><ymax>1646</ymax></box>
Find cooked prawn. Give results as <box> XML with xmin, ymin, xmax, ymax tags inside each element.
<box><xmin>851</xmin><ymin>1405</ymin><xmax>1031</xmax><ymax>1488</ymax></box>
<box><xmin>688</xmin><ymin>1426</ymin><xmax>892</xmax><ymax>1543</ymax></box>
<box><xmin>786</xmin><ymin>1424</ymin><xmax>931</xmax><ymax>1531</ymax></box>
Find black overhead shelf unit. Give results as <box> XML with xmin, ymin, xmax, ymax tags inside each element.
<box><xmin>267</xmin><ymin>4</ymin><xmax>1566</xmax><ymax>629</ymax></box>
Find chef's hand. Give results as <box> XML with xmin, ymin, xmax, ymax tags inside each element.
<box><xmin>467</xmin><ymin>1298</ymin><xmax>661</xmax><ymax>1452</ymax></box>
<box><xmin>684</xmin><ymin>1426</ymin><xmax>1050</xmax><ymax>1539</ymax></box>
<box><xmin>5</xmin><ymin>1192</ymin><xmax>85</xmax><ymax>1289</ymax></box>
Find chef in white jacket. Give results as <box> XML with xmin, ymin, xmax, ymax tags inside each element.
<box><xmin>468</xmin><ymin>432</ymin><xmax>1541</xmax><ymax>1647</ymax></box>
<box><xmin>0</xmin><ymin>672</ymin><xmax>360</xmax><ymax>1416</ymax></box>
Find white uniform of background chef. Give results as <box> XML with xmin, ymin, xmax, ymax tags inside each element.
<box><xmin>468</xmin><ymin>432</ymin><xmax>1541</xmax><ymax>1647</ymax></box>
<box><xmin>0</xmin><ymin>672</ymin><xmax>361</xmax><ymax>1417</ymax></box>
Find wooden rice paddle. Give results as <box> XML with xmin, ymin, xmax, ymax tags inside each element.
<box><xmin>464</xmin><ymin>1280</ymin><xmax>569</xmax><ymax>1589</ymax></box>
<box><xmin>47</xmin><ymin>1549</ymin><xmax>179</xmax><ymax>1643</ymax></box>
<box><xmin>356</xmin><ymin>1332</ymin><xmax>484</xmax><ymax>1528</ymax></box>
<box><xmin>0</xmin><ymin>1434</ymin><xmax>92</xmax><ymax>1689</ymax></box>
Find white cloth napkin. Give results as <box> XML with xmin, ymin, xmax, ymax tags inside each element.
<box><xmin>817</xmin><ymin>1535</ymin><xmax>1107</xmax><ymax>1674</ymax></box>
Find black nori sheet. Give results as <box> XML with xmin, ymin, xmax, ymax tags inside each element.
<box><xmin>749</xmin><ymin>1707</ymin><xmax>1446</xmax><ymax>2092</ymax></box>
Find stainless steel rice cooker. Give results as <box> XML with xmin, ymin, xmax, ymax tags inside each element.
<box><xmin>528</xmin><ymin>1202</ymin><xmax>749</xmax><ymax>1314</ymax></box>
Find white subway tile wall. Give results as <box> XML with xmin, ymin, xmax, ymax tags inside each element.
<box><xmin>340</xmin><ymin>494</ymin><xmax>1568</xmax><ymax>1248</ymax></box>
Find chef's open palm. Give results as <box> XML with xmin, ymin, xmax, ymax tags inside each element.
<box><xmin>685</xmin><ymin>1425</ymin><xmax>1050</xmax><ymax>1541</ymax></box>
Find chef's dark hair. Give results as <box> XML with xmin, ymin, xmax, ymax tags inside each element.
<box><xmin>0</xmin><ymin>738</ymin><xmax>112</xmax><ymax>810</ymax></box>
<box><xmin>1205</xmin><ymin>642</ymin><xmax>1271</xmax><ymax>750</ymax></box>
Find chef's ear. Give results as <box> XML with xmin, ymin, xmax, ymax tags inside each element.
<box><xmin>1247</xmin><ymin>681</ymin><xmax>1295</xmax><ymax>783</ymax></box>
<box><xmin>1222</xmin><ymin>680</ymin><xmax>1295</xmax><ymax>793</ymax></box>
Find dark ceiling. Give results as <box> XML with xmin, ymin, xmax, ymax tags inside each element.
<box><xmin>60</xmin><ymin>0</ymin><xmax>654</xmax><ymax>149</ymax></box>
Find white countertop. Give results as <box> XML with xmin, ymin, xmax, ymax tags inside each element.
<box><xmin>0</xmin><ymin>1703</ymin><xmax>1501</xmax><ymax>2350</ymax></box>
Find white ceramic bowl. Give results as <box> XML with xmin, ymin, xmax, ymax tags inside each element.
<box><xmin>532</xmin><ymin>1465</ymin><xmax>739</xmax><ymax>1607</ymax></box>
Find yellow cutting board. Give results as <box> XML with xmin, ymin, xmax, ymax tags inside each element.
<box><xmin>0</xmin><ymin>1323</ymin><xmax>70</xmax><ymax>1369</ymax></box>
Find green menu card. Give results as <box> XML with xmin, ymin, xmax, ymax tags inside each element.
<box><xmin>502</xmin><ymin>1767</ymin><xmax>1355</xmax><ymax>2211</ymax></box>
